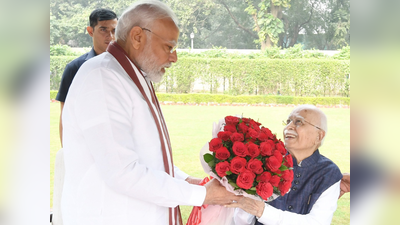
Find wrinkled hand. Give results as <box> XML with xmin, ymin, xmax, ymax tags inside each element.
<box><xmin>185</xmin><ymin>176</ymin><xmax>203</xmax><ymax>185</ymax></box>
<box><xmin>225</xmin><ymin>196</ymin><xmax>265</xmax><ymax>218</ymax></box>
<box><xmin>339</xmin><ymin>173</ymin><xmax>350</xmax><ymax>198</ymax></box>
<box><xmin>203</xmin><ymin>178</ymin><xmax>242</xmax><ymax>205</ymax></box>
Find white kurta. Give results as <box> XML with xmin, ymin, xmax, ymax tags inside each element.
<box><xmin>61</xmin><ymin>52</ymin><xmax>206</xmax><ymax>225</ymax></box>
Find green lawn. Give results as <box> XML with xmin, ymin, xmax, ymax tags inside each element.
<box><xmin>50</xmin><ymin>102</ymin><xmax>350</xmax><ymax>224</ymax></box>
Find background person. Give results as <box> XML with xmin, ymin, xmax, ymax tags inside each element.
<box><xmin>56</xmin><ymin>8</ymin><xmax>118</xmax><ymax>146</ymax></box>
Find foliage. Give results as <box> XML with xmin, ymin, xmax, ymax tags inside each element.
<box><xmin>155</xmin><ymin>93</ymin><xmax>350</xmax><ymax>105</ymax></box>
<box><xmin>50</xmin><ymin>44</ymin><xmax>80</xmax><ymax>56</ymax></box>
<box><xmin>244</xmin><ymin>0</ymin><xmax>290</xmax><ymax>49</ymax></box>
<box><xmin>50</xmin><ymin>53</ymin><xmax>350</xmax><ymax>97</ymax></box>
<box><xmin>50</xmin><ymin>90</ymin><xmax>58</xmax><ymax>100</ymax></box>
<box><xmin>50</xmin><ymin>56</ymin><xmax>77</xmax><ymax>90</ymax></box>
<box><xmin>332</xmin><ymin>46</ymin><xmax>350</xmax><ymax>60</ymax></box>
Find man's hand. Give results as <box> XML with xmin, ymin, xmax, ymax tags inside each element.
<box><xmin>225</xmin><ymin>196</ymin><xmax>265</xmax><ymax>218</ymax></box>
<box><xmin>203</xmin><ymin>178</ymin><xmax>242</xmax><ymax>205</ymax></box>
<box><xmin>185</xmin><ymin>176</ymin><xmax>203</xmax><ymax>185</ymax></box>
<box><xmin>339</xmin><ymin>173</ymin><xmax>350</xmax><ymax>198</ymax></box>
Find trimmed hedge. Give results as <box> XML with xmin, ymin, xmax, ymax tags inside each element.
<box><xmin>50</xmin><ymin>56</ymin><xmax>350</xmax><ymax>97</ymax></box>
<box><xmin>50</xmin><ymin>90</ymin><xmax>349</xmax><ymax>106</ymax></box>
<box><xmin>50</xmin><ymin>90</ymin><xmax>58</xmax><ymax>100</ymax></box>
<box><xmin>156</xmin><ymin>93</ymin><xmax>350</xmax><ymax>106</ymax></box>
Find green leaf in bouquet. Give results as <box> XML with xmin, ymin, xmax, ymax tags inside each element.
<box><xmin>204</xmin><ymin>153</ymin><xmax>215</xmax><ymax>163</ymax></box>
<box><xmin>279</xmin><ymin>164</ymin><xmax>289</xmax><ymax>171</ymax></box>
<box><xmin>250</xmin><ymin>187</ymin><xmax>257</xmax><ymax>191</ymax></box>
<box><xmin>228</xmin><ymin>180</ymin><xmax>239</xmax><ymax>188</ymax></box>
<box><xmin>207</xmin><ymin>160</ymin><xmax>215</xmax><ymax>168</ymax></box>
<box><xmin>226</xmin><ymin>171</ymin><xmax>232</xmax><ymax>175</ymax></box>
<box><xmin>245</xmin><ymin>189</ymin><xmax>257</xmax><ymax>195</ymax></box>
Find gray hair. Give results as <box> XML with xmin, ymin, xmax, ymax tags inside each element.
<box><xmin>115</xmin><ymin>0</ymin><xmax>179</xmax><ymax>41</ymax></box>
<box><xmin>293</xmin><ymin>104</ymin><xmax>328</xmax><ymax>146</ymax></box>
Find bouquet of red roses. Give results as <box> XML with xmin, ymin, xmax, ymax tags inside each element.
<box><xmin>204</xmin><ymin>115</ymin><xmax>294</xmax><ymax>201</ymax></box>
<box><xmin>187</xmin><ymin>115</ymin><xmax>294</xmax><ymax>225</ymax></box>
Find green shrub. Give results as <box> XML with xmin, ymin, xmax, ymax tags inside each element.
<box><xmin>155</xmin><ymin>93</ymin><xmax>350</xmax><ymax>106</ymax></box>
<box><xmin>50</xmin><ymin>90</ymin><xmax>58</xmax><ymax>100</ymax></box>
<box><xmin>50</xmin><ymin>44</ymin><xmax>80</xmax><ymax>56</ymax></box>
<box><xmin>50</xmin><ymin>55</ymin><xmax>350</xmax><ymax>97</ymax></box>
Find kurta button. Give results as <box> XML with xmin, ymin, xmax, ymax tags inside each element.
<box><xmin>288</xmin><ymin>205</ymin><xmax>293</xmax><ymax>210</ymax></box>
<box><xmin>292</xmin><ymin>187</ymin><xmax>297</xmax><ymax>191</ymax></box>
<box><xmin>296</xmin><ymin>173</ymin><xmax>301</xmax><ymax>178</ymax></box>
<box><xmin>295</xmin><ymin>180</ymin><xmax>299</xmax><ymax>185</ymax></box>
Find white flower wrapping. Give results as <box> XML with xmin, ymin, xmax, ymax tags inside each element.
<box><xmin>196</xmin><ymin>117</ymin><xmax>281</xmax><ymax>225</ymax></box>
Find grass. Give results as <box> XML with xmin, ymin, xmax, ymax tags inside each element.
<box><xmin>50</xmin><ymin>102</ymin><xmax>350</xmax><ymax>224</ymax></box>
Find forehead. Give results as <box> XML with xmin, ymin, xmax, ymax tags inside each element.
<box><xmin>151</xmin><ymin>18</ymin><xmax>179</xmax><ymax>42</ymax></box>
<box><xmin>289</xmin><ymin>108</ymin><xmax>318</xmax><ymax>120</ymax></box>
<box><xmin>95</xmin><ymin>19</ymin><xmax>118</xmax><ymax>27</ymax></box>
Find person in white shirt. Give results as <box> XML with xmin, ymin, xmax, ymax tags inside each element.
<box><xmin>227</xmin><ymin>105</ymin><xmax>343</xmax><ymax>225</ymax></box>
<box><xmin>60</xmin><ymin>1</ymin><xmax>240</xmax><ymax>225</ymax></box>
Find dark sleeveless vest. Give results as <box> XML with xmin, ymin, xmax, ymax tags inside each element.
<box><xmin>256</xmin><ymin>150</ymin><xmax>342</xmax><ymax>225</ymax></box>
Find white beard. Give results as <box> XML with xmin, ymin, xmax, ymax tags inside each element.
<box><xmin>137</xmin><ymin>42</ymin><xmax>171</xmax><ymax>83</ymax></box>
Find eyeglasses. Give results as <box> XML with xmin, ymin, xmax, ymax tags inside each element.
<box><xmin>141</xmin><ymin>27</ymin><xmax>178</xmax><ymax>53</ymax></box>
<box><xmin>282</xmin><ymin>117</ymin><xmax>323</xmax><ymax>131</ymax></box>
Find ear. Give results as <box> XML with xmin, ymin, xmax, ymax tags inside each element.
<box><xmin>129</xmin><ymin>26</ymin><xmax>145</xmax><ymax>50</ymax></box>
<box><xmin>87</xmin><ymin>26</ymin><xmax>94</xmax><ymax>37</ymax></box>
<box><xmin>316</xmin><ymin>130</ymin><xmax>325</xmax><ymax>144</ymax></box>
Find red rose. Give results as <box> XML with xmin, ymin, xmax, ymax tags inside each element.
<box><xmin>261</xmin><ymin>127</ymin><xmax>274</xmax><ymax>139</ymax></box>
<box><xmin>246</xmin><ymin>128</ymin><xmax>259</xmax><ymax>140</ymax></box>
<box><xmin>236</xmin><ymin>169</ymin><xmax>256</xmax><ymax>190</ymax></box>
<box><xmin>266</xmin><ymin>156</ymin><xmax>281</xmax><ymax>172</ymax></box>
<box><xmin>242</xmin><ymin>118</ymin><xmax>251</xmax><ymax>123</ymax></box>
<box><xmin>256</xmin><ymin>181</ymin><xmax>273</xmax><ymax>200</ymax></box>
<box><xmin>257</xmin><ymin>172</ymin><xmax>272</xmax><ymax>182</ymax></box>
<box><xmin>238</xmin><ymin>122</ymin><xmax>249</xmax><ymax>133</ymax></box>
<box><xmin>215</xmin><ymin>147</ymin><xmax>230</xmax><ymax>160</ymax></box>
<box><xmin>246</xmin><ymin>158</ymin><xmax>264</xmax><ymax>174</ymax></box>
<box><xmin>257</xmin><ymin>132</ymin><xmax>268</xmax><ymax>142</ymax></box>
<box><xmin>249</xmin><ymin>120</ymin><xmax>261</xmax><ymax>132</ymax></box>
<box><xmin>260</xmin><ymin>141</ymin><xmax>273</xmax><ymax>156</ymax></box>
<box><xmin>276</xmin><ymin>142</ymin><xmax>287</xmax><ymax>155</ymax></box>
<box><xmin>215</xmin><ymin>161</ymin><xmax>230</xmax><ymax>178</ymax></box>
<box><xmin>278</xmin><ymin>180</ymin><xmax>292</xmax><ymax>196</ymax></box>
<box><xmin>230</xmin><ymin>156</ymin><xmax>247</xmax><ymax>174</ymax></box>
<box><xmin>281</xmin><ymin>169</ymin><xmax>294</xmax><ymax>181</ymax></box>
<box><xmin>247</xmin><ymin>142</ymin><xmax>260</xmax><ymax>158</ymax></box>
<box><xmin>230</xmin><ymin>132</ymin><xmax>244</xmax><ymax>142</ymax></box>
<box><xmin>209</xmin><ymin>138</ymin><xmax>223</xmax><ymax>152</ymax></box>
<box><xmin>284</xmin><ymin>154</ymin><xmax>294</xmax><ymax>168</ymax></box>
<box><xmin>225</xmin><ymin>116</ymin><xmax>240</xmax><ymax>126</ymax></box>
<box><xmin>224</xmin><ymin>124</ymin><xmax>237</xmax><ymax>133</ymax></box>
<box><xmin>269</xmin><ymin>175</ymin><xmax>281</xmax><ymax>187</ymax></box>
<box><xmin>273</xmin><ymin>150</ymin><xmax>283</xmax><ymax>164</ymax></box>
<box><xmin>232</xmin><ymin>141</ymin><xmax>248</xmax><ymax>157</ymax></box>
<box><xmin>217</xmin><ymin>131</ymin><xmax>232</xmax><ymax>142</ymax></box>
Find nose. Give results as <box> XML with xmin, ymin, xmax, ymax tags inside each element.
<box><xmin>169</xmin><ymin>50</ymin><xmax>178</xmax><ymax>63</ymax></box>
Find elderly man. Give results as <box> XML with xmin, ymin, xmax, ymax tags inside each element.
<box><xmin>227</xmin><ymin>104</ymin><xmax>343</xmax><ymax>225</ymax></box>
<box><xmin>60</xmin><ymin>1</ymin><xmax>240</xmax><ymax>225</ymax></box>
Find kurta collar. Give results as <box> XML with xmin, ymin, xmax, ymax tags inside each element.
<box><xmin>293</xmin><ymin>149</ymin><xmax>320</xmax><ymax>167</ymax></box>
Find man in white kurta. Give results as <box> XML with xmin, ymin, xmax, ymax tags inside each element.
<box><xmin>60</xmin><ymin>1</ymin><xmax>240</xmax><ymax>225</ymax></box>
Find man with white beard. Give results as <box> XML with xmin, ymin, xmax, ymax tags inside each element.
<box><xmin>60</xmin><ymin>1</ymin><xmax>240</xmax><ymax>225</ymax></box>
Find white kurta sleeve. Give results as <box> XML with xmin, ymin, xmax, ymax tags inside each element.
<box><xmin>257</xmin><ymin>181</ymin><xmax>341</xmax><ymax>225</ymax></box>
<box><xmin>174</xmin><ymin>166</ymin><xmax>190</xmax><ymax>180</ymax></box>
<box><xmin>72</xmin><ymin>67</ymin><xmax>206</xmax><ymax>208</ymax></box>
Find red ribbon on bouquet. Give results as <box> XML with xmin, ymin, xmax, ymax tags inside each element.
<box><xmin>186</xmin><ymin>177</ymin><xmax>212</xmax><ymax>225</ymax></box>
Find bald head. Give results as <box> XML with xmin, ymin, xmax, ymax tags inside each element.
<box><xmin>292</xmin><ymin>104</ymin><xmax>327</xmax><ymax>145</ymax></box>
